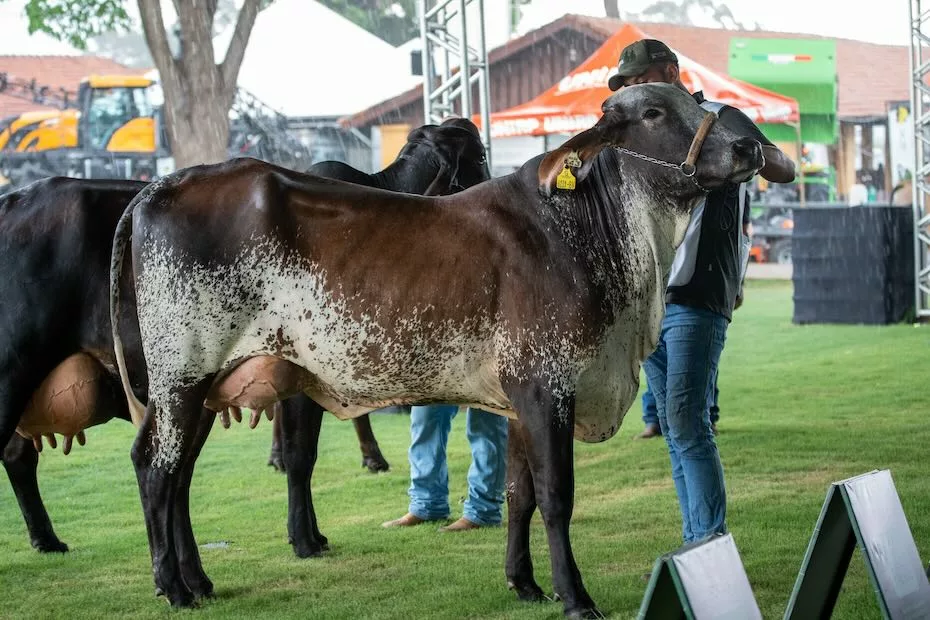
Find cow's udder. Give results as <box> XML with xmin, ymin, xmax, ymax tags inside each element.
<box><xmin>204</xmin><ymin>355</ymin><xmax>313</xmax><ymax>412</ymax></box>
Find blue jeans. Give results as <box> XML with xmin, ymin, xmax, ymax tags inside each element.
<box><xmin>643</xmin><ymin>304</ymin><xmax>728</xmax><ymax>542</ymax></box>
<box><xmin>642</xmin><ymin>370</ymin><xmax>720</xmax><ymax>426</ymax></box>
<box><xmin>407</xmin><ymin>405</ymin><xmax>509</xmax><ymax>526</ymax></box>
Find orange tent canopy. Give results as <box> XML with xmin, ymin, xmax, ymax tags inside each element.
<box><xmin>476</xmin><ymin>23</ymin><xmax>800</xmax><ymax>139</ymax></box>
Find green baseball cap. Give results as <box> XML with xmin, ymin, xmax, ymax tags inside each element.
<box><xmin>607</xmin><ymin>39</ymin><xmax>678</xmax><ymax>91</ymax></box>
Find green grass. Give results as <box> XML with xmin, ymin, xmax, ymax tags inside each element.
<box><xmin>1</xmin><ymin>280</ymin><xmax>928</xmax><ymax>619</ymax></box>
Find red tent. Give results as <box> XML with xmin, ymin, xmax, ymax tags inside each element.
<box><xmin>477</xmin><ymin>23</ymin><xmax>800</xmax><ymax>139</ymax></box>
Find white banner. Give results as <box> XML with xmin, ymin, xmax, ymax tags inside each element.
<box><xmin>887</xmin><ymin>101</ymin><xmax>915</xmax><ymax>186</ymax></box>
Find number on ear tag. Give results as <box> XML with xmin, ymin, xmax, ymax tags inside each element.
<box><xmin>556</xmin><ymin>166</ymin><xmax>576</xmax><ymax>190</ymax></box>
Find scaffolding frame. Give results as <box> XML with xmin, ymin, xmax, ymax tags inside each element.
<box><xmin>908</xmin><ymin>0</ymin><xmax>930</xmax><ymax>318</ymax></box>
<box><xmin>419</xmin><ymin>0</ymin><xmax>492</xmax><ymax>170</ymax></box>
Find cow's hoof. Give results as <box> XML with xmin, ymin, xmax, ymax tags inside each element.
<box><xmin>32</xmin><ymin>537</ymin><xmax>68</xmax><ymax>553</ymax></box>
<box><xmin>185</xmin><ymin>576</ymin><xmax>214</xmax><ymax>601</ymax></box>
<box><xmin>156</xmin><ymin>584</ymin><xmax>197</xmax><ymax>608</ymax></box>
<box><xmin>292</xmin><ymin>541</ymin><xmax>326</xmax><ymax>559</ymax></box>
<box><xmin>564</xmin><ymin>605</ymin><xmax>606</xmax><ymax>619</ymax></box>
<box><xmin>362</xmin><ymin>455</ymin><xmax>390</xmax><ymax>473</ymax></box>
<box><xmin>268</xmin><ymin>452</ymin><xmax>285</xmax><ymax>473</ymax></box>
<box><xmin>508</xmin><ymin>579</ymin><xmax>547</xmax><ymax>603</ymax></box>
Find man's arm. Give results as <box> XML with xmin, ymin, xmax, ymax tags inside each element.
<box><xmin>718</xmin><ymin>107</ymin><xmax>797</xmax><ymax>184</ymax></box>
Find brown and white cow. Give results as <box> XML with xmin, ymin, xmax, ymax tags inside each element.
<box><xmin>110</xmin><ymin>82</ymin><xmax>763</xmax><ymax>616</ymax></box>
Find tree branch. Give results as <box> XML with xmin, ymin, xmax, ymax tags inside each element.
<box><xmin>220</xmin><ymin>0</ymin><xmax>261</xmax><ymax>94</ymax></box>
<box><xmin>603</xmin><ymin>0</ymin><xmax>620</xmax><ymax>18</ymax></box>
<box><xmin>136</xmin><ymin>0</ymin><xmax>178</xmax><ymax>88</ymax></box>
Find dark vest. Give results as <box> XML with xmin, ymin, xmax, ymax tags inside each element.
<box><xmin>665</xmin><ymin>98</ymin><xmax>750</xmax><ymax>321</ymax></box>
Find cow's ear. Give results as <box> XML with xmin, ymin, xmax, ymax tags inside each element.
<box><xmin>537</xmin><ymin>110</ymin><xmax>628</xmax><ymax>195</ymax></box>
<box><xmin>537</xmin><ymin>128</ymin><xmax>606</xmax><ymax>195</ymax></box>
<box><xmin>407</xmin><ymin>125</ymin><xmax>438</xmax><ymax>144</ymax></box>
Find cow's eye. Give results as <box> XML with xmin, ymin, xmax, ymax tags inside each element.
<box><xmin>643</xmin><ymin>108</ymin><xmax>662</xmax><ymax>120</ymax></box>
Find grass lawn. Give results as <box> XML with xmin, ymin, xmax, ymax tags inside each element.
<box><xmin>1</xmin><ymin>280</ymin><xmax>928</xmax><ymax>619</ymax></box>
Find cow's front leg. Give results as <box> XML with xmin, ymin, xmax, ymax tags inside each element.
<box><xmin>132</xmin><ymin>384</ymin><xmax>211</xmax><ymax>608</ymax></box>
<box><xmin>353</xmin><ymin>414</ymin><xmax>390</xmax><ymax>473</ymax></box>
<box><xmin>173</xmin><ymin>408</ymin><xmax>216</xmax><ymax>599</ymax></box>
<box><xmin>280</xmin><ymin>393</ymin><xmax>328</xmax><ymax>558</ymax></box>
<box><xmin>508</xmin><ymin>385</ymin><xmax>601</xmax><ymax>619</ymax></box>
<box><xmin>505</xmin><ymin>417</ymin><xmax>546</xmax><ymax>602</ymax></box>
<box><xmin>3</xmin><ymin>433</ymin><xmax>68</xmax><ymax>552</ymax></box>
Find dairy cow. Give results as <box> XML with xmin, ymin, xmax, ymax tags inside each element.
<box><xmin>111</xmin><ymin>83</ymin><xmax>764</xmax><ymax>616</ymax></box>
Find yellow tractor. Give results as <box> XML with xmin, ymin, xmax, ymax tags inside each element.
<box><xmin>0</xmin><ymin>71</ymin><xmax>311</xmax><ymax>192</ymax></box>
<box><xmin>0</xmin><ymin>73</ymin><xmax>165</xmax><ymax>189</ymax></box>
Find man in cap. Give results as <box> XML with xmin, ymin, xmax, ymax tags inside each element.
<box><xmin>610</xmin><ymin>39</ymin><xmax>795</xmax><ymax>543</ymax></box>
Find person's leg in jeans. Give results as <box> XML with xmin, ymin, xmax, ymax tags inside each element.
<box><xmin>448</xmin><ymin>408</ymin><xmax>508</xmax><ymax>530</ymax></box>
<box><xmin>635</xmin><ymin>380</ymin><xmax>661</xmax><ymax>439</ymax></box>
<box><xmin>644</xmin><ymin>304</ymin><xmax>728</xmax><ymax>543</ymax></box>
<box><xmin>381</xmin><ymin>404</ymin><xmax>458</xmax><ymax>527</ymax></box>
<box><xmin>643</xmin><ymin>324</ymin><xmax>692</xmax><ymax>541</ymax></box>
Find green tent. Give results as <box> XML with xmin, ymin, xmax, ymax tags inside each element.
<box><xmin>728</xmin><ymin>38</ymin><xmax>839</xmax><ymax>144</ymax></box>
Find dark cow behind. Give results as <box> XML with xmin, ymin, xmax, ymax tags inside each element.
<box><xmin>0</xmin><ymin>119</ymin><xmax>487</xmax><ymax>557</ymax></box>
<box><xmin>111</xmin><ymin>83</ymin><xmax>764</xmax><ymax>616</ymax></box>
<box><xmin>0</xmin><ymin>178</ymin><xmax>147</xmax><ymax>553</ymax></box>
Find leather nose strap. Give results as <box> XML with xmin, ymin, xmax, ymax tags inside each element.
<box><xmin>680</xmin><ymin>111</ymin><xmax>717</xmax><ymax>177</ymax></box>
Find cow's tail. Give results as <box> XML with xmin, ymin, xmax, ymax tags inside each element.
<box><xmin>109</xmin><ymin>185</ymin><xmax>153</xmax><ymax>428</ymax></box>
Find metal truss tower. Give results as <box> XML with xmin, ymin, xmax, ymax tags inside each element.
<box><xmin>419</xmin><ymin>0</ymin><xmax>492</xmax><ymax>170</ymax></box>
<box><xmin>908</xmin><ymin>0</ymin><xmax>930</xmax><ymax>319</ymax></box>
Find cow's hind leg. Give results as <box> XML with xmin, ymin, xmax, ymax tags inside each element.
<box><xmin>504</xmin><ymin>418</ymin><xmax>545</xmax><ymax>602</ymax></box>
<box><xmin>3</xmin><ymin>434</ymin><xmax>68</xmax><ymax>552</ymax></box>
<box><xmin>0</xmin><ymin>378</ymin><xmax>64</xmax><ymax>552</ymax></box>
<box><xmin>507</xmin><ymin>384</ymin><xmax>602</xmax><ymax>619</ymax></box>
<box><xmin>353</xmin><ymin>414</ymin><xmax>389</xmax><ymax>473</ymax></box>
<box><xmin>280</xmin><ymin>393</ymin><xmax>328</xmax><ymax>558</ymax></box>
<box><xmin>132</xmin><ymin>383</ymin><xmax>211</xmax><ymax>608</ymax></box>
<box><xmin>268</xmin><ymin>404</ymin><xmax>285</xmax><ymax>472</ymax></box>
<box><xmin>173</xmin><ymin>408</ymin><xmax>216</xmax><ymax>599</ymax></box>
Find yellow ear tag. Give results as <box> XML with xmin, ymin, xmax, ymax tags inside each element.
<box><xmin>556</xmin><ymin>166</ymin><xmax>576</xmax><ymax>190</ymax></box>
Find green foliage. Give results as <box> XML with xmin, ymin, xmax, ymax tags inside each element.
<box><xmin>0</xmin><ymin>281</ymin><xmax>927</xmax><ymax>618</ymax></box>
<box><xmin>317</xmin><ymin>0</ymin><xmax>418</xmax><ymax>46</ymax></box>
<box><xmin>317</xmin><ymin>0</ymin><xmax>534</xmax><ymax>46</ymax></box>
<box><xmin>19</xmin><ymin>0</ymin><xmax>133</xmax><ymax>50</ymax></box>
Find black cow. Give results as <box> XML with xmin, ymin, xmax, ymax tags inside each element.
<box><xmin>1</xmin><ymin>119</ymin><xmax>487</xmax><ymax>557</ymax></box>
<box><xmin>0</xmin><ymin>178</ymin><xmax>147</xmax><ymax>552</ymax></box>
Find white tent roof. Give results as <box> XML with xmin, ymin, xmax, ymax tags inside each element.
<box><xmin>215</xmin><ymin>0</ymin><xmax>421</xmax><ymax>118</ymax></box>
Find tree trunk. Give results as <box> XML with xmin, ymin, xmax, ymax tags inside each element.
<box><xmin>604</xmin><ymin>0</ymin><xmax>620</xmax><ymax>18</ymax></box>
<box><xmin>137</xmin><ymin>0</ymin><xmax>261</xmax><ymax>169</ymax></box>
<box><xmin>163</xmin><ymin>84</ymin><xmax>230</xmax><ymax>167</ymax></box>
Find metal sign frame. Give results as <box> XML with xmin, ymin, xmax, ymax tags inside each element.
<box><xmin>908</xmin><ymin>0</ymin><xmax>930</xmax><ymax>318</ymax></box>
<box><xmin>784</xmin><ymin>470</ymin><xmax>930</xmax><ymax>620</ymax></box>
<box><xmin>419</xmin><ymin>0</ymin><xmax>492</xmax><ymax>170</ymax></box>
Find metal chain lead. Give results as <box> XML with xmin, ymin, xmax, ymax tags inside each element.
<box><xmin>614</xmin><ymin>147</ymin><xmax>681</xmax><ymax>170</ymax></box>
<box><xmin>614</xmin><ymin>146</ymin><xmax>709</xmax><ymax>192</ymax></box>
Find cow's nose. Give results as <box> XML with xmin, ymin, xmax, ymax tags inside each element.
<box><xmin>732</xmin><ymin>137</ymin><xmax>763</xmax><ymax>165</ymax></box>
